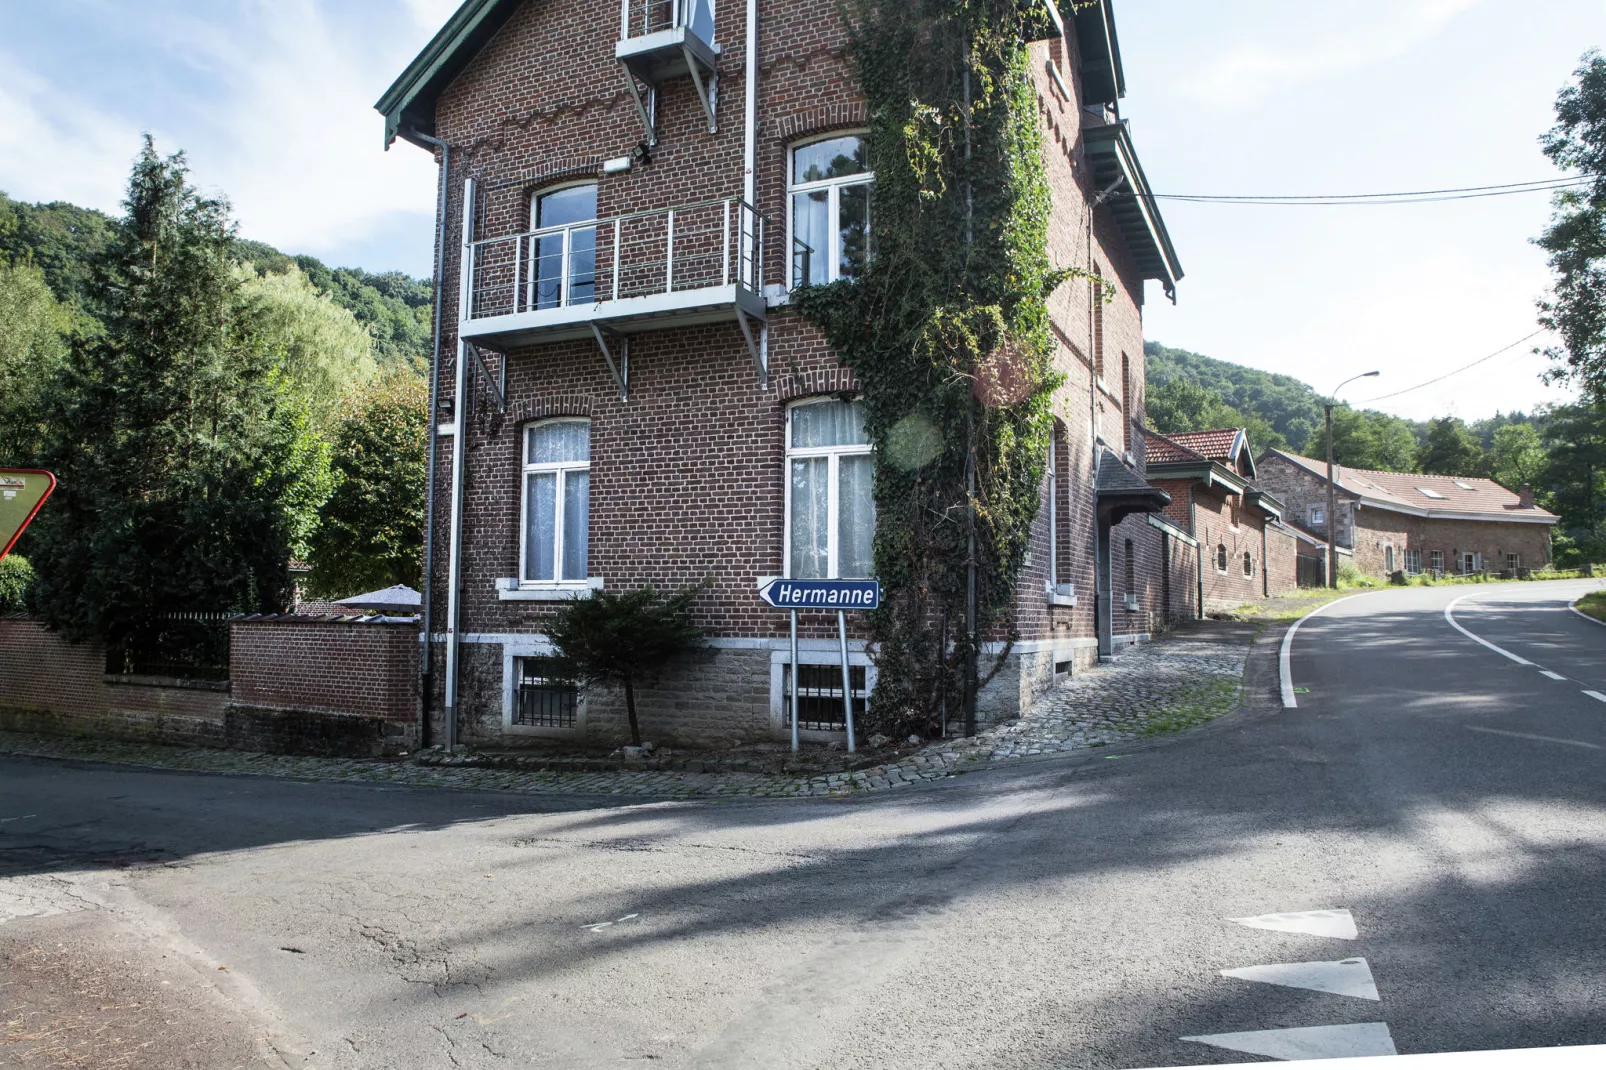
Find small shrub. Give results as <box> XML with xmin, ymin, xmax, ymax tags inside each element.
<box><xmin>1336</xmin><ymin>560</ymin><xmax>1376</xmax><ymax>589</ymax></box>
<box><xmin>0</xmin><ymin>554</ymin><xmax>34</xmax><ymax>612</ymax></box>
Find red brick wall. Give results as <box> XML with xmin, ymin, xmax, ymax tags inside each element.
<box><xmin>230</xmin><ymin>619</ymin><xmax>420</xmax><ymax>724</ymax></box>
<box><xmin>1264</xmin><ymin>522</ymin><xmax>1300</xmax><ymax>596</ymax></box>
<box><xmin>1193</xmin><ymin>488</ymin><xmax>1269</xmax><ymax>612</ymax></box>
<box><xmin>1350</xmin><ymin>511</ymin><xmax>1553</xmax><ymax>577</ymax></box>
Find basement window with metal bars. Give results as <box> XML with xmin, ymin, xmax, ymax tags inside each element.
<box><xmin>782</xmin><ymin>663</ymin><xmax>867</xmax><ymax>732</ymax></box>
<box><xmin>514</xmin><ymin>656</ymin><xmax>579</xmax><ymax>728</ymax></box>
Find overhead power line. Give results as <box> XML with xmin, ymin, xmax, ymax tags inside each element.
<box><xmin>1130</xmin><ymin>176</ymin><xmax>1595</xmax><ymax>207</ymax></box>
<box><xmin>1357</xmin><ymin>330</ymin><xmax>1546</xmax><ymax>404</ymax></box>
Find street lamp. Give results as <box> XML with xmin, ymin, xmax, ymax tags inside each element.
<box><xmin>1325</xmin><ymin>371</ymin><xmax>1381</xmax><ymax>588</ymax></box>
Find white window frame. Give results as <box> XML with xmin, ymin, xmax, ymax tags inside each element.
<box><xmin>1404</xmin><ymin>549</ymin><xmax>1422</xmax><ymax>574</ymax></box>
<box><xmin>1308</xmin><ymin>503</ymin><xmax>1325</xmax><ymax>527</ymax></box>
<box><xmin>519</xmin><ymin>418</ymin><xmax>591</xmax><ymax>588</ymax></box>
<box><xmin>1430</xmin><ymin>550</ymin><xmax>1444</xmax><ymax>574</ymax></box>
<box><xmin>787</xmin><ymin>131</ymin><xmax>873</xmax><ymax>289</ymax></box>
<box><xmin>528</xmin><ymin>181</ymin><xmax>599</xmax><ymax>310</ymax></box>
<box><xmin>783</xmin><ymin>398</ymin><xmax>874</xmax><ymax>580</ymax></box>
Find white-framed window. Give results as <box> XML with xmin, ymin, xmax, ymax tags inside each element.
<box><xmin>1462</xmin><ymin>552</ymin><xmax>1480</xmax><ymax>574</ymax></box>
<box><xmin>786</xmin><ymin>398</ymin><xmax>874</xmax><ymax>579</ymax></box>
<box><xmin>1384</xmin><ymin>545</ymin><xmax>1396</xmax><ymax>573</ymax></box>
<box><xmin>1308</xmin><ymin>503</ymin><xmax>1325</xmax><ymax>527</ymax></box>
<box><xmin>529</xmin><ymin>182</ymin><xmax>598</xmax><ymax>310</ymax></box>
<box><xmin>1405</xmin><ymin>549</ymin><xmax>1422</xmax><ymax>574</ymax></box>
<box><xmin>513</xmin><ymin>655</ymin><xmax>579</xmax><ymax>729</ymax></box>
<box><xmin>1430</xmin><ymin>550</ymin><xmax>1444</xmax><ymax>574</ymax></box>
<box><xmin>1507</xmin><ymin>552</ymin><xmax>1521</xmax><ymax>573</ymax></box>
<box><xmin>789</xmin><ymin>133</ymin><xmax>872</xmax><ymax>287</ymax></box>
<box><xmin>520</xmin><ymin>419</ymin><xmax>590</xmax><ymax>584</ymax></box>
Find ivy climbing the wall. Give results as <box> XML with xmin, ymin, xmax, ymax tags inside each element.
<box><xmin>793</xmin><ymin>0</ymin><xmax>1096</xmax><ymax>739</ymax></box>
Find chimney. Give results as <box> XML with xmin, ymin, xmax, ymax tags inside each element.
<box><xmin>1518</xmin><ymin>484</ymin><xmax>1534</xmax><ymax>509</ymax></box>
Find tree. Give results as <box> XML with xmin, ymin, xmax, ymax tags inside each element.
<box><xmin>27</xmin><ymin>138</ymin><xmax>303</xmax><ymax>648</ymax></box>
<box><xmin>545</xmin><ymin>582</ymin><xmax>710</xmax><ymax>746</ymax></box>
<box><xmin>1416</xmin><ymin>416</ymin><xmax>1487</xmax><ymax>476</ymax></box>
<box><xmin>1328</xmin><ymin>407</ymin><xmax>1419</xmax><ymax>471</ymax></box>
<box><xmin>307</xmin><ymin>370</ymin><xmax>428</xmax><ymax>596</ymax></box>
<box><xmin>0</xmin><ymin>555</ymin><xmax>32</xmax><ymax>613</ymax></box>
<box><xmin>0</xmin><ymin>258</ymin><xmax>70</xmax><ymax>464</ymax></box>
<box><xmin>1145</xmin><ymin>378</ymin><xmax>1288</xmax><ymax>452</ymax></box>
<box><xmin>1537</xmin><ymin>51</ymin><xmax>1606</xmax><ymax>402</ymax></box>
<box><xmin>1540</xmin><ymin>403</ymin><xmax>1606</xmax><ymax>551</ymax></box>
<box><xmin>1489</xmin><ymin>423</ymin><xmax>1547</xmax><ymax>490</ymax></box>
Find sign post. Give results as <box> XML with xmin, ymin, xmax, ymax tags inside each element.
<box><xmin>0</xmin><ymin>470</ymin><xmax>56</xmax><ymax>564</ymax></box>
<box><xmin>759</xmin><ymin>578</ymin><xmax>881</xmax><ymax>754</ymax></box>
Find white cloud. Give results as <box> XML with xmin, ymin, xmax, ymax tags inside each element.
<box><xmin>1185</xmin><ymin>0</ymin><xmax>1484</xmax><ymax>107</ymax></box>
<box><xmin>403</xmin><ymin>0</ymin><xmax>465</xmax><ymax>32</ymax></box>
<box><xmin>0</xmin><ymin>56</ymin><xmax>142</xmax><ymax>213</ymax></box>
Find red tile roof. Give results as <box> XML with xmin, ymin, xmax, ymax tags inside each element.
<box><xmin>1144</xmin><ymin>429</ymin><xmax>1206</xmax><ymax>464</ymax></box>
<box><xmin>1266</xmin><ymin>450</ymin><xmax>1558</xmax><ymax>521</ymax></box>
<box><xmin>1161</xmin><ymin>428</ymin><xmax>1244</xmax><ymax>464</ymax></box>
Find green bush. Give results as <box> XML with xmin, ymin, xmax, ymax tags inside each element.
<box><xmin>1336</xmin><ymin>560</ymin><xmax>1377</xmax><ymax>589</ymax></box>
<box><xmin>0</xmin><ymin>554</ymin><xmax>34</xmax><ymax>612</ymax></box>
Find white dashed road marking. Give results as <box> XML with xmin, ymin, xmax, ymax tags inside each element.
<box><xmin>1230</xmin><ymin>909</ymin><xmax>1358</xmax><ymax>940</ymax></box>
<box><xmin>1539</xmin><ymin>670</ymin><xmax>1567</xmax><ymax>681</ymax></box>
<box><xmin>1445</xmin><ymin>595</ymin><xmax>1533</xmax><ymax>665</ymax></box>
<box><xmin>1584</xmin><ymin>691</ymin><xmax>1606</xmax><ymax>704</ymax></box>
<box><xmin>1181</xmin><ymin>1022</ymin><xmax>1398</xmax><ymax>1060</ymax></box>
<box><xmin>1467</xmin><ymin>725</ymin><xmax>1601</xmax><ymax>749</ymax></box>
<box><xmin>1220</xmin><ymin>957</ymin><xmax>1380</xmax><ymax>1001</ymax></box>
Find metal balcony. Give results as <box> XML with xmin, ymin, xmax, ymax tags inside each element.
<box><xmin>461</xmin><ymin>197</ymin><xmax>768</xmax><ymax>395</ymax></box>
<box><xmin>617</xmin><ymin>0</ymin><xmax>719</xmax><ymax>140</ymax></box>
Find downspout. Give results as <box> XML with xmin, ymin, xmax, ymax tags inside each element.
<box><xmin>444</xmin><ymin>177</ymin><xmax>478</xmax><ymax>753</ymax></box>
<box><xmin>743</xmin><ymin>0</ymin><xmax>757</xmax><ymax>208</ymax></box>
<box><xmin>408</xmin><ymin>129</ymin><xmax>450</xmax><ymax>751</ymax></box>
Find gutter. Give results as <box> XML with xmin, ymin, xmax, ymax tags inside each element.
<box><xmin>405</xmin><ymin>128</ymin><xmax>451</xmax><ymax>750</ymax></box>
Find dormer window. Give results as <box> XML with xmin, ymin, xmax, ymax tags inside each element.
<box><xmin>789</xmin><ymin>134</ymin><xmax>872</xmax><ymax>287</ymax></box>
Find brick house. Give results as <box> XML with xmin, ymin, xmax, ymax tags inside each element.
<box><xmin>376</xmin><ymin>0</ymin><xmax>1183</xmax><ymax>747</ymax></box>
<box><xmin>1255</xmin><ymin>450</ymin><xmax>1559</xmax><ymax>579</ymax></box>
<box><xmin>1143</xmin><ymin>428</ymin><xmax>1300</xmax><ymax>614</ymax></box>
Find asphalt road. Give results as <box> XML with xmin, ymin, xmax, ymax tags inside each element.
<box><xmin>2</xmin><ymin>580</ymin><xmax>1604</xmax><ymax>1069</ymax></box>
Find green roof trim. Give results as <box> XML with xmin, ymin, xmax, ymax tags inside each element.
<box><xmin>1072</xmin><ymin>0</ymin><xmax>1125</xmax><ymax>105</ymax></box>
<box><xmin>375</xmin><ymin>0</ymin><xmax>527</xmax><ymax>149</ymax></box>
<box><xmin>1083</xmin><ymin>120</ymin><xmax>1183</xmax><ymax>300</ymax></box>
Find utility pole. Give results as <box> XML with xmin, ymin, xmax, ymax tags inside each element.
<box><xmin>1325</xmin><ymin>371</ymin><xmax>1380</xmax><ymax>588</ymax></box>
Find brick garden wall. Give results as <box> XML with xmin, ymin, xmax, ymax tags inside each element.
<box><xmin>1264</xmin><ymin>522</ymin><xmax>1300</xmax><ymax>596</ymax></box>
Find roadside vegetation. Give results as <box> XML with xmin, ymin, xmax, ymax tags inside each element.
<box><xmin>1574</xmin><ymin>591</ymin><xmax>1606</xmax><ymax>622</ymax></box>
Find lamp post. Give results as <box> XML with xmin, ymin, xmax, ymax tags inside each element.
<box><xmin>1325</xmin><ymin>371</ymin><xmax>1381</xmax><ymax>588</ymax></box>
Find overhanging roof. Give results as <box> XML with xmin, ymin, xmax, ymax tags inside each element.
<box><xmin>375</xmin><ymin>0</ymin><xmax>525</xmax><ymax>149</ymax></box>
<box><xmin>1083</xmin><ymin>121</ymin><xmax>1183</xmax><ymax>301</ymax></box>
<box><xmin>1072</xmin><ymin>0</ymin><xmax>1125</xmax><ymax>105</ymax></box>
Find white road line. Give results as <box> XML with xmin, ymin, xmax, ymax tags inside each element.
<box><xmin>1467</xmin><ymin>725</ymin><xmax>1600</xmax><ymax>749</ymax></box>
<box><xmin>1445</xmin><ymin>595</ymin><xmax>1534</xmax><ymax>665</ymax></box>
<box><xmin>1280</xmin><ymin>596</ymin><xmax>1361</xmax><ymax>708</ymax></box>
<box><xmin>1230</xmin><ymin>909</ymin><xmax>1357</xmax><ymax>940</ymax></box>
<box><xmin>1569</xmin><ymin>596</ymin><xmax>1606</xmax><ymax>628</ymax></box>
<box><xmin>1220</xmin><ymin>957</ymin><xmax>1379</xmax><ymax>1000</ymax></box>
<box><xmin>1539</xmin><ymin>670</ymin><xmax>1568</xmax><ymax>681</ymax></box>
<box><xmin>1584</xmin><ymin>691</ymin><xmax>1606</xmax><ymax>704</ymax></box>
<box><xmin>1181</xmin><ymin>1022</ymin><xmax>1397</xmax><ymax>1060</ymax></box>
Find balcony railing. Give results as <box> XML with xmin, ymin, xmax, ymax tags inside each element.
<box><xmin>465</xmin><ymin>197</ymin><xmax>764</xmax><ymax>325</ymax></box>
<box><xmin>621</xmin><ymin>0</ymin><xmax>713</xmax><ymax>43</ymax></box>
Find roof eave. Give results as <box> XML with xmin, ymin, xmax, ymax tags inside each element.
<box><xmin>1082</xmin><ymin>121</ymin><xmax>1183</xmax><ymax>301</ymax></box>
<box><xmin>1071</xmin><ymin>0</ymin><xmax>1126</xmax><ymax>105</ymax></box>
<box><xmin>375</xmin><ymin>0</ymin><xmax>524</xmax><ymax>149</ymax></box>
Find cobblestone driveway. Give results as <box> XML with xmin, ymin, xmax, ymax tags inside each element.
<box><xmin>0</xmin><ymin>625</ymin><xmax>1256</xmax><ymax>799</ymax></box>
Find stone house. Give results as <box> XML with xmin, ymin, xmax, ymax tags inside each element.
<box><xmin>376</xmin><ymin>0</ymin><xmax>1183</xmax><ymax>748</ymax></box>
<box><xmin>1144</xmin><ymin>428</ymin><xmax>1300</xmax><ymax>614</ymax></box>
<box><xmin>1255</xmin><ymin>450</ymin><xmax>1559</xmax><ymax>578</ymax></box>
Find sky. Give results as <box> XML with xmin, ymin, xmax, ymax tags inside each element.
<box><xmin>0</xmin><ymin>0</ymin><xmax>1599</xmax><ymax>422</ymax></box>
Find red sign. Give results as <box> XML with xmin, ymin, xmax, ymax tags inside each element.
<box><xmin>0</xmin><ymin>469</ymin><xmax>56</xmax><ymax>562</ymax></box>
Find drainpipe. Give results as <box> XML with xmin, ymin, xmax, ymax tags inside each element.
<box><xmin>408</xmin><ymin>129</ymin><xmax>450</xmax><ymax>751</ymax></box>
<box><xmin>744</xmin><ymin>0</ymin><xmax>757</xmax><ymax>208</ymax></box>
<box><xmin>443</xmin><ymin>177</ymin><xmax>477</xmax><ymax>753</ymax></box>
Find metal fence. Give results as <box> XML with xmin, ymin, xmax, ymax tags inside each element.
<box><xmin>105</xmin><ymin>612</ymin><xmax>232</xmax><ymax>680</ymax></box>
<box><xmin>466</xmin><ymin>198</ymin><xmax>764</xmax><ymax>322</ymax></box>
<box><xmin>1296</xmin><ymin>555</ymin><xmax>1326</xmax><ymax>589</ymax></box>
<box><xmin>620</xmin><ymin>0</ymin><xmax>713</xmax><ymax>39</ymax></box>
<box><xmin>513</xmin><ymin>657</ymin><xmax>579</xmax><ymax>729</ymax></box>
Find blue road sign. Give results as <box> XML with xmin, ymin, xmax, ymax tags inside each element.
<box><xmin>759</xmin><ymin>578</ymin><xmax>881</xmax><ymax>611</ymax></box>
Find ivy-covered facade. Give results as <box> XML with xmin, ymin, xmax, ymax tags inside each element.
<box><xmin>379</xmin><ymin>0</ymin><xmax>1188</xmax><ymax>749</ymax></box>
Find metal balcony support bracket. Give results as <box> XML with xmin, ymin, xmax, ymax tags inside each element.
<box><xmin>469</xmin><ymin>342</ymin><xmax>507</xmax><ymax>412</ymax></box>
<box><xmin>683</xmin><ymin>48</ymin><xmax>717</xmax><ymax>133</ymax></box>
<box><xmin>591</xmin><ymin>324</ymin><xmax>630</xmax><ymax>401</ymax></box>
<box><xmin>734</xmin><ymin>307</ymin><xmax>766</xmax><ymax>389</ymax></box>
<box><xmin>622</xmin><ymin>75</ymin><xmax>658</xmax><ymax>145</ymax></box>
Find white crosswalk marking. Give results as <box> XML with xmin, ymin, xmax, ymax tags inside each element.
<box><xmin>1229</xmin><ymin>908</ymin><xmax>1358</xmax><ymax>940</ymax></box>
<box><xmin>1220</xmin><ymin>957</ymin><xmax>1379</xmax><ymax>1000</ymax></box>
<box><xmin>1181</xmin><ymin>1022</ymin><xmax>1397</xmax><ymax>1060</ymax></box>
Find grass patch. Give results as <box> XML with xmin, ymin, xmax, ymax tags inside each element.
<box><xmin>1575</xmin><ymin>591</ymin><xmax>1606</xmax><ymax>623</ymax></box>
<box><xmin>1138</xmin><ymin>677</ymin><xmax>1242</xmax><ymax>738</ymax></box>
<box><xmin>1225</xmin><ymin>587</ymin><xmax>1371</xmax><ymax>624</ymax></box>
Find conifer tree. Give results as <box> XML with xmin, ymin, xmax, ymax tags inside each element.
<box><xmin>28</xmin><ymin>138</ymin><xmax>300</xmax><ymax>649</ymax></box>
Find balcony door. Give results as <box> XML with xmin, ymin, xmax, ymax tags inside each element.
<box><xmin>531</xmin><ymin>183</ymin><xmax>597</xmax><ymax>310</ymax></box>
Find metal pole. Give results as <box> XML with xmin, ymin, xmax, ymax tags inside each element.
<box><xmin>1325</xmin><ymin>402</ymin><xmax>1337</xmax><ymax>590</ymax></box>
<box><xmin>789</xmin><ymin>609</ymin><xmax>799</xmax><ymax>752</ymax></box>
<box><xmin>838</xmin><ymin>611</ymin><xmax>856</xmax><ymax>753</ymax></box>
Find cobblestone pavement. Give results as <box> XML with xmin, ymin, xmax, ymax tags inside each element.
<box><xmin>0</xmin><ymin>625</ymin><xmax>1255</xmax><ymax>800</ymax></box>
